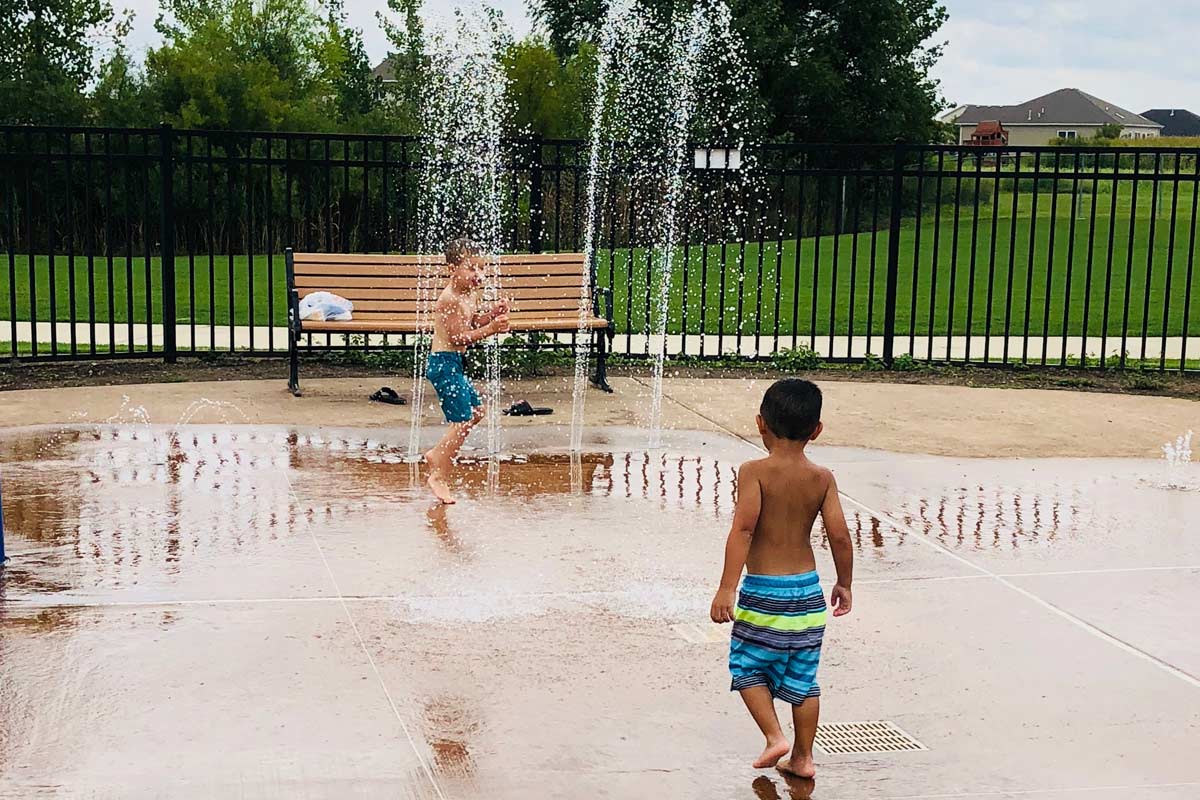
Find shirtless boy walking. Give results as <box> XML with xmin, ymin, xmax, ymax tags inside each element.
<box><xmin>710</xmin><ymin>379</ymin><xmax>854</xmax><ymax>779</ymax></box>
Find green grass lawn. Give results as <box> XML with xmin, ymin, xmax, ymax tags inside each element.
<box><xmin>612</xmin><ymin>187</ymin><xmax>1200</xmax><ymax>337</ymax></box>
<box><xmin>3</xmin><ymin>186</ymin><xmax>1199</xmax><ymax>339</ymax></box>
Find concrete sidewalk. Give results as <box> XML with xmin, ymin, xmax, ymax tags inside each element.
<box><xmin>1</xmin><ymin>374</ymin><xmax>1196</xmax><ymax>458</ymax></box>
<box><xmin>5</xmin><ymin>319</ymin><xmax>1200</xmax><ymax>363</ymax></box>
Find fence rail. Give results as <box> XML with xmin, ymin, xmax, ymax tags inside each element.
<box><xmin>2</xmin><ymin>125</ymin><xmax>1198</xmax><ymax>372</ymax></box>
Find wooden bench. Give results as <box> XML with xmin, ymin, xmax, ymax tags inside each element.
<box><xmin>284</xmin><ymin>249</ymin><xmax>613</xmax><ymax>396</ymax></box>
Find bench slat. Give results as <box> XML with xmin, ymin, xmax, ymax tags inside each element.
<box><xmin>293</xmin><ymin>261</ymin><xmax>586</xmax><ymax>278</ymax></box>
<box><xmin>295</xmin><ymin>278</ymin><xmax>584</xmax><ymax>293</ymax></box>
<box><xmin>343</xmin><ymin>299</ymin><xmax>585</xmax><ymax>313</ymax></box>
<box><xmin>292</xmin><ymin>252</ymin><xmax>586</xmax><ymax>265</ymax></box>
<box><xmin>294</xmin><ymin>263</ymin><xmax>447</xmax><ymax>277</ymax></box>
<box><xmin>300</xmin><ymin>284</ymin><xmax>590</xmax><ymax>303</ymax></box>
<box><xmin>296</xmin><ymin>275</ymin><xmax>582</xmax><ymax>294</ymax></box>
<box><xmin>301</xmin><ymin>316</ymin><xmax>607</xmax><ymax>334</ymax></box>
<box><xmin>298</xmin><ymin>286</ymin><xmax>588</xmax><ymax>302</ymax></box>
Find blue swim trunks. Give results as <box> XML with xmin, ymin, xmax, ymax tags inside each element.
<box><xmin>729</xmin><ymin>571</ymin><xmax>827</xmax><ymax>705</ymax></box>
<box><xmin>427</xmin><ymin>351</ymin><xmax>481</xmax><ymax>423</ymax></box>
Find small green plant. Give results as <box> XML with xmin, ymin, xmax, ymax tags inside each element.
<box><xmin>1051</xmin><ymin>377</ymin><xmax>1097</xmax><ymax>389</ymax></box>
<box><xmin>772</xmin><ymin>346</ymin><xmax>822</xmax><ymax>372</ymax></box>
<box><xmin>1122</xmin><ymin>372</ymin><xmax>1166</xmax><ymax>392</ymax></box>
<box><xmin>861</xmin><ymin>352</ymin><xmax>886</xmax><ymax>371</ymax></box>
<box><xmin>892</xmin><ymin>353</ymin><xmax>920</xmax><ymax>372</ymax></box>
<box><xmin>465</xmin><ymin>333</ymin><xmax>568</xmax><ymax>378</ymax></box>
<box><xmin>364</xmin><ymin>349</ymin><xmax>414</xmax><ymax>371</ymax></box>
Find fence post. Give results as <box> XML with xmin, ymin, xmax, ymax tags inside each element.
<box><xmin>529</xmin><ymin>134</ymin><xmax>544</xmax><ymax>254</ymax></box>
<box><xmin>0</xmin><ymin>466</ymin><xmax>7</xmax><ymax>566</ymax></box>
<box><xmin>159</xmin><ymin>123</ymin><xmax>177</xmax><ymax>363</ymax></box>
<box><xmin>882</xmin><ymin>141</ymin><xmax>905</xmax><ymax>367</ymax></box>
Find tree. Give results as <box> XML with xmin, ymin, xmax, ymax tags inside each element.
<box><xmin>376</xmin><ymin>0</ymin><xmax>430</xmax><ymax>135</ymax></box>
<box><xmin>502</xmin><ymin>38</ymin><xmax>595</xmax><ymax>138</ymax></box>
<box><xmin>529</xmin><ymin>0</ymin><xmax>949</xmax><ymax>144</ymax></box>
<box><xmin>144</xmin><ymin>0</ymin><xmax>380</xmax><ymax>132</ymax></box>
<box><xmin>319</xmin><ymin>0</ymin><xmax>384</xmax><ymax>128</ymax></box>
<box><xmin>529</xmin><ymin>0</ymin><xmax>606</xmax><ymax>60</ymax></box>
<box><xmin>92</xmin><ymin>11</ymin><xmax>158</xmax><ymax>127</ymax></box>
<box><xmin>0</xmin><ymin>0</ymin><xmax>115</xmax><ymax>124</ymax></box>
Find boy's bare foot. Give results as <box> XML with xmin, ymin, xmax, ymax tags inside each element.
<box><xmin>776</xmin><ymin>756</ymin><xmax>816</xmax><ymax>779</ymax></box>
<box><xmin>753</xmin><ymin>737</ymin><xmax>791</xmax><ymax>769</ymax></box>
<box><xmin>422</xmin><ymin>449</ymin><xmax>456</xmax><ymax>504</ymax></box>
<box><xmin>427</xmin><ymin>473</ymin><xmax>456</xmax><ymax>504</ymax></box>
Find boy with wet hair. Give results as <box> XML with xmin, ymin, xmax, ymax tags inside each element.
<box><xmin>424</xmin><ymin>237</ymin><xmax>509</xmax><ymax>504</ymax></box>
<box><xmin>710</xmin><ymin>378</ymin><xmax>854</xmax><ymax>779</ymax></box>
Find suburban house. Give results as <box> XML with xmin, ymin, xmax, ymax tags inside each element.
<box><xmin>1142</xmin><ymin>109</ymin><xmax>1200</xmax><ymax>137</ymax></box>
<box><xmin>945</xmin><ymin>88</ymin><xmax>1163</xmax><ymax>145</ymax></box>
<box><xmin>371</xmin><ymin>59</ymin><xmax>399</xmax><ymax>85</ymax></box>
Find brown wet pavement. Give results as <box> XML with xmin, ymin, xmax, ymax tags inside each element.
<box><xmin>3</xmin><ymin>374</ymin><xmax>1198</xmax><ymax>459</ymax></box>
<box><xmin>1</xmin><ymin>421</ymin><xmax>1199</xmax><ymax>798</ymax></box>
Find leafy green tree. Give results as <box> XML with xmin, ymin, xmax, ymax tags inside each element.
<box><xmin>92</xmin><ymin>11</ymin><xmax>158</xmax><ymax>127</ymax></box>
<box><xmin>530</xmin><ymin>0</ymin><xmax>606</xmax><ymax>60</ymax></box>
<box><xmin>377</xmin><ymin>0</ymin><xmax>430</xmax><ymax>135</ymax></box>
<box><xmin>319</xmin><ymin>0</ymin><xmax>384</xmax><ymax>127</ymax></box>
<box><xmin>530</xmin><ymin>0</ymin><xmax>949</xmax><ymax>144</ymax></box>
<box><xmin>145</xmin><ymin>0</ymin><xmax>379</xmax><ymax>132</ymax></box>
<box><xmin>502</xmin><ymin>38</ymin><xmax>595</xmax><ymax>138</ymax></box>
<box><xmin>0</xmin><ymin>0</ymin><xmax>115</xmax><ymax>124</ymax></box>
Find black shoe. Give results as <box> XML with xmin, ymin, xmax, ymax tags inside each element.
<box><xmin>369</xmin><ymin>386</ymin><xmax>407</xmax><ymax>405</ymax></box>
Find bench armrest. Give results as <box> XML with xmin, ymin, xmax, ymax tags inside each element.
<box><xmin>593</xmin><ymin>286</ymin><xmax>614</xmax><ymax>323</ymax></box>
<box><xmin>284</xmin><ymin>248</ymin><xmax>302</xmax><ymax>333</ymax></box>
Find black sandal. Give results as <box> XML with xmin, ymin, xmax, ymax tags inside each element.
<box><xmin>369</xmin><ymin>386</ymin><xmax>407</xmax><ymax>405</ymax></box>
<box><xmin>503</xmin><ymin>400</ymin><xmax>553</xmax><ymax>416</ymax></box>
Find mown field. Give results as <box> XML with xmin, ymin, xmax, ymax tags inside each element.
<box><xmin>3</xmin><ymin>176</ymin><xmax>1198</xmax><ymax>339</ymax></box>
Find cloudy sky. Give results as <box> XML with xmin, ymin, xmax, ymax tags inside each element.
<box><xmin>935</xmin><ymin>0</ymin><xmax>1198</xmax><ymax>112</ymax></box>
<box><xmin>113</xmin><ymin>0</ymin><xmax>1199</xmax><ymax>114</ymax></box>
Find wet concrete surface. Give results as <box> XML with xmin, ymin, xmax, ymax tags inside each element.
<box><xmin>3</xmin><ymin>375</ymin><xmax>1198</xmax><ymax>459</ymax></box>
<box><xmin>1</xmin><ymin>423</ymin><xmax>1198</xmax><ymax>798</ymax></box>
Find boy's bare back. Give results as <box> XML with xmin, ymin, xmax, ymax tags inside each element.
<box><xmin>711</xmin><ymin>379</ymin><xmax>853</xmax><ymax>778</ymax></box>
<box><xmin>739</xmin><ymin>453</ymin><xmax>846</xmax><ymax>576</ymax></box>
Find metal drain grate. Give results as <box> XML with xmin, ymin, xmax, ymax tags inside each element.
<box><xmin>671</xmin><ymin>623</ymin><xmax>730</xmax><ymax>643</ymax></box>
<box><xmin>815</xmin><ymin>721</ymin><xmax>926</xmax><ymax>755</ymax></box>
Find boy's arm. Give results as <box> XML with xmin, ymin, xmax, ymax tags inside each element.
<box><xmin>821</xmin><ymin>471</ymin><xmax>854</xmax><ymax>617</ymax></box>
<box><xmin>710</xmin><ymin>463</ymin><xmax>762</xmax><ymax>623</ymax></box>
<box><xmin>439</xmin><ymin>296</ymin><xmax>507</xmax><ymax>346</ymax></box>
<box><xmin>471</xmin><ymin>297</ymin><xmax>510</xmax><ymax>328</ymax></box>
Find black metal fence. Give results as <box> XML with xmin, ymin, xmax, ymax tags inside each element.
<box><xmin>2</xmin><ymin>125</ymin><xmax>1198</xmax><ymax>371</ymax></box>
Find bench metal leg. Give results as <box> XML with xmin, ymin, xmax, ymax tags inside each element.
<box><xmin>288</xmin><ymin>330</ymin><xmax>302</xmax><ymax>397</ymax></box>
<box><xmin>591</xmin><ymin>329</ymin><xmax>614</xmax><ymax>393</ymax></box>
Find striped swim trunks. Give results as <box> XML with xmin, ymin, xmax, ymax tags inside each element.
<box><xmin>729</xmin><ymin>571</ymin><xmax>827</xmax><ymax>705</ymax></box>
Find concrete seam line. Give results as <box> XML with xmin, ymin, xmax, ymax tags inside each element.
<box><xmin>657</xmin><ymin>383</ymin><xmax>1200</xmax><ymax>690</ymax></box>
<box><xmin>840</xmin><ymin>491</ymin><xmax>1200</xmax><ymax>690</ymax></box>
<box><xmin>282</xmin><ymin>470</ymin><xmax>449</xmax><ymax>800</ymax></box>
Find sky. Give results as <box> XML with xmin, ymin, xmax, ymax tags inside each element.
<box><xmin>934</xmin><ymin>0</ymin><xmax>1199</xmax><ymax>113</ymax></box>
<box><xmin>112</xmin><ymin>0</ymin><xmax>1199</xmax><ymax>114</ymax></box>
<box><xmin>115</xmin><ymin>0</ymin><xmax>534</xmax><ymax>65</ymax></box>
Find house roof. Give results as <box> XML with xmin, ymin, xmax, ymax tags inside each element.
<box><xmin>954</xmin><ymin>88</ymin><xmax>1162</xmax><ymax>128</ymax></box>
<box><xmin>1142</xmin><ymin>109</ymin><xmax>1200</xmax><ymax>137</ymax></box>
<box><xmin>371</xmin><ymin>59</ymin><xmax>396</xmax><ymax>82</ymax></box>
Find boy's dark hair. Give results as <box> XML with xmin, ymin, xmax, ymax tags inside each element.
<box><xmin>760</xmin><ymin>379</ymin><xmax>822</xmax><ymax>441</ymax></box>
<box><xmin>445</xmin><ymin>237</ymin><xmax>482</xmax><ymax>266</ymax></box>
